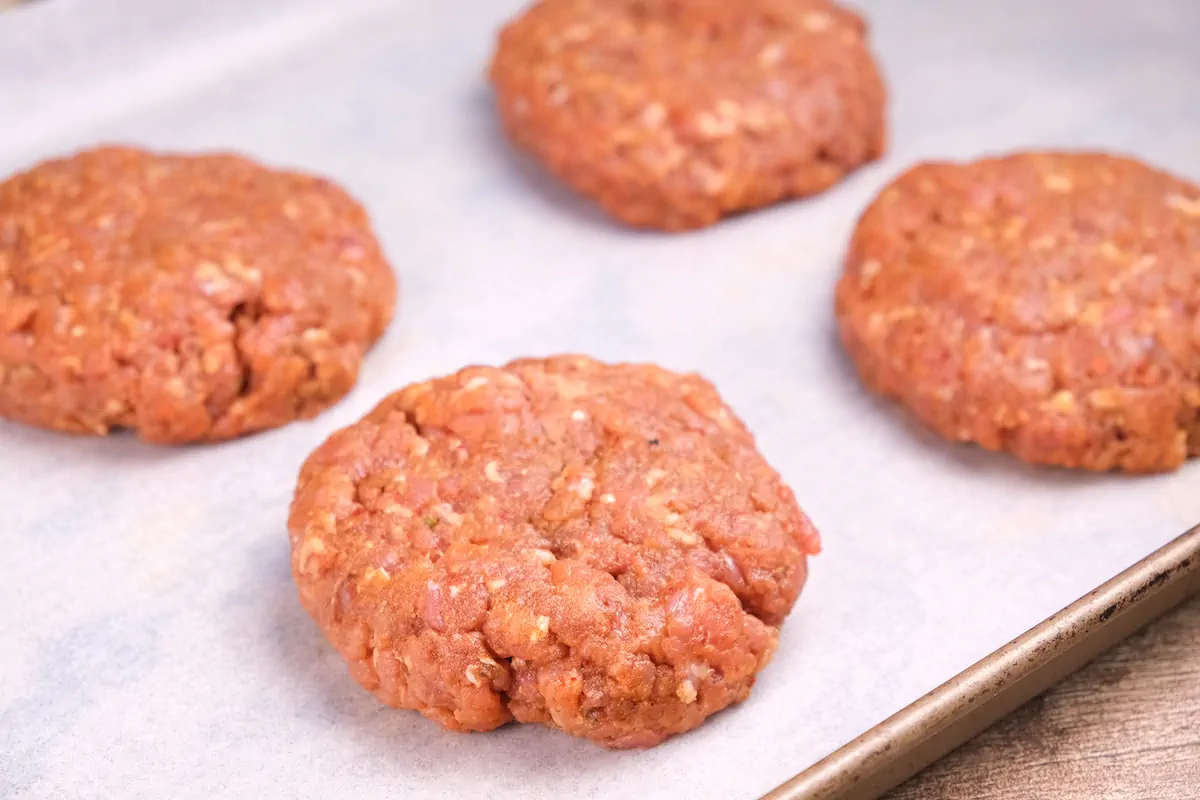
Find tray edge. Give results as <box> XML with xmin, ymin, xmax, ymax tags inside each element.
<box><xmin>763</xmin><ymin>523</ymin><xmax>1200</xmax><ymax>800</ymax></box>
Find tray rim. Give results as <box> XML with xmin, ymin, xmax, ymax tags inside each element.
<box><xmin>763</xmin><ymin>523</ymin><xmax>1200</xmax><ymax>800</ymax></box>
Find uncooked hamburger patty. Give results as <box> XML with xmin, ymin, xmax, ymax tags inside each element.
<box><xmin>0</xmin><ymin>146</ymin><xmax>395</xmax><ymax>442</ymax></box>
<box><xmin>837</xmin><ymin>152</ymin><xmax>1200</xmax><ymax>472</ymax></box>
<box><xmin>489</xmin><ymin>0</ymin><xmax>886</xmax><ymax>231</ymax></box>
<box><xmin>288</xmin><ymin>355</ymin><xmax>820</xmax><ymax>748</ymax></box>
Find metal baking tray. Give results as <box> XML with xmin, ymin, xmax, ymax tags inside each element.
<box><xmin>2</xmin><ymin>1</ymin><xmax>1198</xmax><ymax>798</ymax></box>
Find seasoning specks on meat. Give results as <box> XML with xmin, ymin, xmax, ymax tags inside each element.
<box><xmin>489</xmin><ymin>0</ymin><xmax>887</xmax><ymax>231</ymax></box>
<box><xmin>289</xmin><ymin>355</ymin><xmax>820</xmax><ymax>748</ymax></box>
<box><xmin>0</xmin><ymin>146</ymin><xmax>396</xmax><ymax>442</ymax></box>
<box><xmin>836</xmin><ymin>152</ymin><xmax>1200</xmax><ymax>472</ymax></box>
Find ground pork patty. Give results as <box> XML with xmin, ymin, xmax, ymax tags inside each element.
<box><xmin>489</xmin><ymin>0</ymin><xmax>886</xmax><ymax>231</ymax></box>
<box><xmin>288</xmin><ymin>355</ymin><xmax>821</xmax><ymax>748</ymax></box>
<box><xmin>837</xmin><ymin>152</ymin><xmax>1200</xmax><ymax>472</ymax></box>
<box><xmin>0</xmin><ymin>146</ymin><xmax>395</xmax><ymax>442</ymax></box>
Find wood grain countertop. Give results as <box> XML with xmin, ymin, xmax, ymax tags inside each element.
<box><xmin>887</xmin><ymin>597</ymin><xmax>1200</xmax><ymax>799</ymax></box>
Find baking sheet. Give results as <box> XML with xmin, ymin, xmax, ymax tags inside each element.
<box><xmin>2</xmin><ymin>1</ymin><xmax>1199</xmax><ymax>798</ymax></box>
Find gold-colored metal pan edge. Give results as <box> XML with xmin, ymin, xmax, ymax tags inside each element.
<box><xmin>763</xmin><ymin>524</ymin><xmax>1200</xmax><ymax>800</ymax></box>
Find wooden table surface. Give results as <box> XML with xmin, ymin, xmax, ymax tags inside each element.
<box><xmin>887</xmin><ymin>597</ymin><xmax>1200</xmax><ymax>799</ymax></box>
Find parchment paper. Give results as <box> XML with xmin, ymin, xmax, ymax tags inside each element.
<box><xmin>2</xmin><ymin>1</ymin><xmax>1198</xmax><ymax>797</ymax></box>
